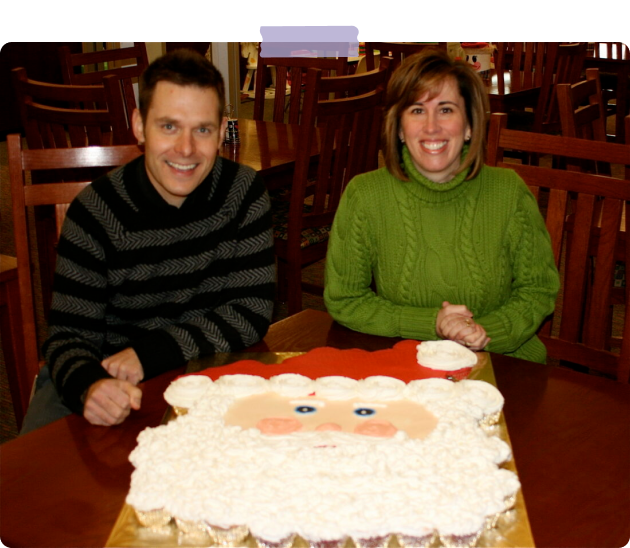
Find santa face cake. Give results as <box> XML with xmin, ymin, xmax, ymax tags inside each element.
<box><xmin>126</xmin><ymin>372</ymin><xmax>518</xmax><ymax>548</ymax></box>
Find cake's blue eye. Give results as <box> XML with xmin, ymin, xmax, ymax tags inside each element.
<box><xmin>354</xmin><ymin>407</ymin><xmax>376</xmax><ymax>417</ymax></box>
<box><xmin>295</xmin><ymin>405</ymin><xmax>317</xmax><ymax>414</ymax></box>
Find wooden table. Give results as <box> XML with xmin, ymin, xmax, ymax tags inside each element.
<box><xmin>484</xmin><ymin>70</ymin><xmax>542</xmax><ymax>120</ymax></box>
<box><xmin>583</xmin><ymin>55</ymin><xmax>629</xmax><ymax>143</ymax></box>
<box><xmin>220</xmin><ymin>118</ymin><xmax>315</xmax><ymax>191</ymax></box>
<box><xmin>2</xmin><ymin>310</ymin><xmax>629</xmax><ymax>548</ymax></box>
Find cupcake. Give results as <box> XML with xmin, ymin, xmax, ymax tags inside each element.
<box><xmin>164</xmin><ymin>374</ymin><xmax>212</xmax><ymax>415</ymax></box>
<box><xmin>415</xmin><ymin>341</ymin><xmax>478</xmax><ymax>381</ymax></box>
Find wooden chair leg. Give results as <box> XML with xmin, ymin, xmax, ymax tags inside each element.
<box><xmin>286</xmin><ymin>262</ymin><xmax>303</xmax><ymax>316</ymax></box>
<box><xmin>276</xmin><ymin>259</ymin><xmax>288</xmax><ymax>302</ymax></box>
<box><xmin>0</xmin><ymin>257</ymin><xmax>28</xmax><ymax>429</ymax></box>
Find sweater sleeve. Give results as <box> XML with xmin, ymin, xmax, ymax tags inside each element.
<box><xmin>475</xmin><ymin>182</ymin><xmax>559</xmax><ymax>358</ymax></box>
<box><xmin>324</xmin><ymin>179</ymin><xmax>440</xmax><ymax>340</ymax></box>
<box><xmin>43</xmin><ymin>190</ymin><xmax>114</xmax><ymax>414</ymax></box>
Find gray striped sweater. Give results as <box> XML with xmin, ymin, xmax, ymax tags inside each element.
<box><xmin>44</xmin><ymin>156</ymin><xmax>275</xmax><ymax>414</ymax></box>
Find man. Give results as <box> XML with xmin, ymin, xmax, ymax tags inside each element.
<box><xmin>21</xmin><ymin>50</ymin><xmax>275</xmax><ymax>432</ymax></box>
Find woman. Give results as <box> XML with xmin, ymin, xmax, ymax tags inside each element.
<box><xmin>324</xmin><ymin>50</ymin><xmax>559</xmax><ymax>363</ymax></box>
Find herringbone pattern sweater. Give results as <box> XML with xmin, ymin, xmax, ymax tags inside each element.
<box><xmin>44</xmin><ymin>156</ymin><xmax>275</xmax><ymax>413</ymax></box>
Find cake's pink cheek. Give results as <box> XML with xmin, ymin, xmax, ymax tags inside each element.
<box><xmin>256</xmin><ymin>417</ymin><xmax>303</xmax><ymax>435</ymax></box>
<box><xmin>315</xmin><ymin>422</ymin><xmax>343</xmax><ymax>432</ymax></box>
<box><xmin>354</xmin><ymin>419</ymin><xmax>398</xmax><ymax>438</ymax></box>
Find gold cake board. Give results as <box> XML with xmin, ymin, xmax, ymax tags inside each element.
<box><xmin>106</xmin><ymin>352</ymin><xmax>535</xmax><ymax>548</ymax></box>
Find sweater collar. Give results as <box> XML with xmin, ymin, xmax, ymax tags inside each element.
<box><xmin>400</xmin><ymin>144</ymin><xmax>472</xmax><ymax>203</ymax></box>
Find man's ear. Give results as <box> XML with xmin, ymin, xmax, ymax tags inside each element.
<box><xmin>131</xmin><ymin>109</ymin><xmax>145</xmax><ymax>144</ymax></box>
<box><xmin>219</xmin><ymin>116</ymin><xmax>228</xmax><ymax>147</ymax></box>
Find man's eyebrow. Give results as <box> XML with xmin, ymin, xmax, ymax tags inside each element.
<box><xmin>154</xmin><ymin>116</ymin><xmax>219</xmax><ymax>128</ymax></box>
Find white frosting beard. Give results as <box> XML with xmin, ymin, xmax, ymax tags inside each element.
<box><xmin>127</xmin><ymin>374</ymin><xmax>518</xmax><ymax>542</ymax></box>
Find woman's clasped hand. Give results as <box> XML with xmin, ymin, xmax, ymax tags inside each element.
<box><xmin>436</xmin><ymin>302</ymin><xmax>490</xmax><ymax>351</ymax></box>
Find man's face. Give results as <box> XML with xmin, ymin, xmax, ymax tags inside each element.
<box><xmin>132</xmin><ymin>82</ymin><xmax>227</xmax><ymax>207</ymax></box>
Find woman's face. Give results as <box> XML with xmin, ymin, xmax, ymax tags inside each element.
<box><xmin>398</xmin><ymin>77</ymin><xmax>471</xmax><ymax>183</ymax></box>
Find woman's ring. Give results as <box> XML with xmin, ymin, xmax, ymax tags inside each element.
<box><xmin>464</xmin><ymin>318</ymin><xmax>472</xmax><ymax>327</ymax></box>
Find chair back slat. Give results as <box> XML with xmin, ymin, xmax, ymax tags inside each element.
<box><xmin>585</xmin><ymin>197</ymin><xmax>624</xmax><ymax>348</ymax></box>
<box><xmin>559</xmin><ymin>193</ymin><xmax>596</xmax><ymax>342</ymax></box>
<box><xmin>487</xmin><ymin>113</ymin><xmax>630</xmax><ymax>382</ymax></box>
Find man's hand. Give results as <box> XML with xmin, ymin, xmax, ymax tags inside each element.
<box><xmin>102</xmin><ymin>348</ymin><xmax>144</xmax><ymax>385</ymax></box>
<box><xmin>436</xmin><ymin>301</ymin><xmax>490</xmax><ymax>351</ymax></box>
<box><xmin>83</xmin><ymin>379</ymin><xmax>142</xmax><ymax>426</ymax></box>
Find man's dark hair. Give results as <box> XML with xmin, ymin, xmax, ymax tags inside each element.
<box><xmin>139</xmin><ymin>49</ymin><xmax>226</xmax><ymax>121</ymax></box>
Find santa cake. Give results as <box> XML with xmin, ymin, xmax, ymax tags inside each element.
<box><xmin>126</xmin><ymin>343</ymin><xmax>519</xmax><ymax>548</ymax></box>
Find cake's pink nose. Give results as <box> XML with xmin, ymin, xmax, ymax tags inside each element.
<box><xmin>256</xmin><ymin>417</ymin><xmax>303</xmax><ymax>435</ymax></box>
<box><xmin>354</xmin><ymin>419</ymin><xmax>398</xmax><ymax>438</ymax></box>
<box><xmin>315</xmin><ymin>422</ymin><xmax>342</xmax><ymax>432</ymax></box>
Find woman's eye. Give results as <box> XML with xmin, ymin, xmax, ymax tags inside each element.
<box><xmin>354</xmin><ymin>407</ymin><xmax>376</xmax><ymax>417</ymax></box>
<box><xmin>295</xmin><ymin>405</ymin><xmax>317</xmax><ymax>414</ymax></box>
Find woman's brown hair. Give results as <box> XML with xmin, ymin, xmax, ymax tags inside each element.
<box><xmin>383</xmin><ymin>49</ymin><xmax>489</xmax><ymax>181</ymax></box>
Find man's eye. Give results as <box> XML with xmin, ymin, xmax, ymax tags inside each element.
<box><xmin>295</xmin><ymin>405</ymin><xmax>317</xmax><ymax>414</ymax></box>
<box><xmin>354</xmin><ymin>407</ymin><xmax>376</xmax><ymax>417</ymax></box>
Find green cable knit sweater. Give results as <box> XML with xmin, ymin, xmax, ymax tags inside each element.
<box><xmin>324</xmin><ymin>146</ymin><xmax>560</xmax><ymax>363</ymax></box>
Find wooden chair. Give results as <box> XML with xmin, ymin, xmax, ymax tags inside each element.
<box><xmin>541</xmin><ymin>42</ymin><xmax>588</xmax><ymax>134</ymax></box>
<box><xmin>364</xmin><ymin>42</ymin><xmax>447</xmax><ymax>72</ymax></box>
<box><xmin>557</xmin><ymin>68</ymin><xmax>610</xmax><ymax>174</ymax></box>
<box><xmin>12</xmin><ymin>66</ymin><xmax>131</xmax><ymax>149</ymax></box>
<box><xmin>253</xmin><ymin>51</ymin><xmax>349</xmax><ymax>124</ymax></box>
<box><xmin>492</xmin><ymin>42</ymin><xmax>560</xmax><ymax>133</ymax></box>
<box><xmin>11</xmin><ymin>66</ymin><xmax>133</xmax><ymax>318</ymax></box>
<box><xmin>487</xmin><ymin>113</ymin><xmax>630</xmax><ymax>382</ymax></box>
<box><xmin>274</xmin><ymin>60</ymin><xmax>391</xmax><ymax>315</ymax></box>
<box><xmin>58</xmin><ymin>43</ymin><xmax>148</xmax><ymax>129</ymax></box>
<box><xmin>586</xmin><ymin>43</ymin><xmax>630</xmax><ymax>142</ymax></box>
<box><xmin>7</xmin><ymin>133</ymin><xmax>143</xmax><ymax>418</ymax></box>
